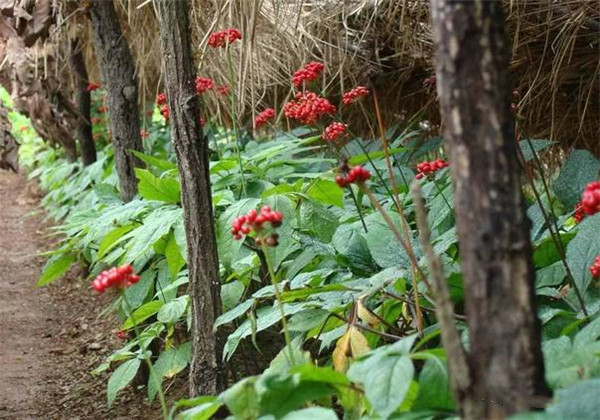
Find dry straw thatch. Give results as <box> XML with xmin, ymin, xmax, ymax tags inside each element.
<box><xmin>55</xmin><ymin>0</ymin><xmax>599</xmax><ymax>153</ymax></box>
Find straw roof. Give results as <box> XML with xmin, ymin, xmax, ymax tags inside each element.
<box><xmin>47</xmin><ymin>0</ymin><xmax>600</xmax><ymax>154</ymax></box>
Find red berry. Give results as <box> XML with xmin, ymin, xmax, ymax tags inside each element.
<box><xmin>247</xmin><ymin>209</ymin><xmax>258</xmax><ymax>221</ymax></box>
<box><xmin>265</xmin><ymin>234</ymin><xmax>279</xmax><ymax>247</ymax></box>
<box><xmin>254</xmin><ymin>108</ymin><xmax>276</xmax><ymax>128</ymax></box>
<box><xmin>342</xmin><ymin>86</ymin><xmax>370</xmax><ymax>105</ymax></box>
<box><xmin>335</xmin><ymin>175</ymin><xmax>348</xmax><ymax>188</ymax></box>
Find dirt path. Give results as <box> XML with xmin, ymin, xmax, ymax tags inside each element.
<box><xmin>0</xmin><ymin>172</ymin><xmax>172</xmax><ymax>419</ymax></box>
<box><xmin>0</xmin><ymin>172</ymin><xmax>51</xmax><ymax>419</ymax></box>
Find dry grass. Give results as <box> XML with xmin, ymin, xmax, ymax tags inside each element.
<box><xmin>49</xmin><ymin>0</ymin><xmax>599</xmax><ymax>153</ymax></box>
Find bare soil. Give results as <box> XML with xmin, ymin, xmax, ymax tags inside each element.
<box><xmin>0</xmin><ymin>172</ymin><xmax>181</xmax><ymax>420</ymax></box>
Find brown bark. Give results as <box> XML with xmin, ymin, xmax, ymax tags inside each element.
<box><xmin>89</xmin><ymin>0</ymin><xmax>143</xmax><ymax>202</ymax></box>
<box><xmin>155</xmin><ymin>0</ymin><xmax>223</xmax><ymax>396</ymax></box>
<box><xmin>0</xmin><ymin>101</ymin><xmax>18</xmax><ymax>172</ymax></box>
<box><xmin>69</xmin><ymin>39</ymin><xmax>96</xmax><ymax>166</ymax></box>
<box><xmin>429</xmin><ymin>0</ymin><xmax>549</xmax><ymax>417</ymax></box>
<box><xmin>412</xmin><ymin>183</ymin><xmax>480</xmax><ymax>418</ymax></box>
<box><xmin>1</xmin><ymin>5</ymin><xmax>79</xmax><ymax>163</ymax></box>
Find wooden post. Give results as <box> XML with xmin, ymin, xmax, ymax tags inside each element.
<box><xmin>155</xmin><ymin>0</ymin><xmax>223</xmax><ymax>396</ymax></box>
<box><xmin>429</xmin><ymin>0</ymin><xmax>550</xmax><ymax>417</ymax></box>
<box><xmin>89</xmin><ymin>0</ymin><xmax>143</xmax><ymax>202</ymax></box>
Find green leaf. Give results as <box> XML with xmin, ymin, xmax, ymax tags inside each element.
<box><xmin>533</xmin><ymin>232</ymin><xmax>576</xmax><ymax>269</ymax></box>
<box><xmin>220</xmin><ymin>377</ymin><xmax>260</xmax><ymax>419</ymax></box>
<box><xmin>221</xmin><ymin>280</ymin><xmax>245</xmax><ymax>311</ymax></box>
<box><xmin>350</xmin><ymin>354</ymin><xmax>414</xmax><ymax>417</ymax></box>
<box><xmin>176</xmin><ymin>396</ymin><xmax>222</xmax><ymax>420</ymax></box>
<box><xmin>122</xmin><ymin>207</ymin><xmax>181</xmax><ymax>263</ymax></box>
<box><xmin>37</xmin><ymin>254</ymin><xmax>76</xmax><ymax>287</ymax></box>
<box><xmin>135</xmin><ymin>168</ymin><xmax>181</xmax><ymax>203</ymax></box>
<box><xmin>258</xmin><ymin>375</ymin><xmax>334</xmax><ymax>418</ymax></box>
<box><xmin>98</xmin><ymin>224</ymin><xmax>136</xmax><ymax>259</ymax></box>
<box><xmin>541</xmin><ymin>332</ymin><xmax>600</xmax><ymax>389</ymax></box>
<box><xmin>566</xmin><ymin>214</ymin><xmax>600</xmax><ymax>298</ymax></box>
<box><xmin>131</xmin><ymin>150</ymin><xmax>177</xmax><ymax>172</ymax></box>
<box><xmin>173</xmin><ymin>217</ymin><xmax>188</xmax><ymax>257</ymax></box>
<box><xmin>165</xmin><ymin>231</ymin><xmax>186</xmax><ymax>278</ymax></box>
<box><xmin>290</xmin><ymin>363</ymin><xmax>350</xmax><ymax>387</ymax></box>
<box><xmin>300</xmin><ymin>200</ymin><xmax>338</xmax><ymax>242</ymax></box>
<box><xmin>124</xmin><ymin>269</ymin><xmax>155</xmax><ymax>309</ymax></box>
<box><xmin>148</xmin><ymin>343</ymin><xmax>191</xmax><ymax>401</ymax></box>
<box><xmin>280</xmin><ymin>283</ymin><xmax>348</xmax><ymax>302</ymax></box>
<box><xmin>349</xmin><ymin>147</ymin><xmax>406</xmax><ymax>165</ymax></box>
<box><xmin>214</xmin><ymin>299</ymin><xmax>254</xmax><ymax>330</ymax></box>
<box><xmin>553</xmin><ymin>149</ymin><xmax>600</xmax><ymax>208</ymax></box>
<box><xmin>519</xmin><ymin>139</ymin><xmax>554</xmax><ymax>162</ymax></box>
<box><xmin>412</xmin><ymin>357</ymin><xmax>455</xmax><ymax>411</ymax></box>
<box><xmin>263</xmin><ymin>194</ymin><xmax>300</xmax><ymax>270</ymax></box>
<box><xmin>217</xmin><ymin>198</ymin><xmax>261</xmax><ymax>269</ymax></box>
<box><xmin>547</xmin><ymin>378</ymin><xmax>600</xmax><ymax>419</ymax></box>
<box><xmin>305</xmin><ymin>179</ymin><xmax>344</xmax><ymax>208</ymax></box>
<box><xmin>287</xmin><ymin>309</ymin><xmax>330</xmax><ymax>332</ymax></box>
<box><xmin>223</xmin><ymin>303</ymin><xmax>309</xmax><ymax>360</ymax></box>
<box><xmin>333</xmin><ymin>223</ymin><xmax>375</xmax><ymax>272</ymax></box>
<box><xmin>535</xmin><ymin>262</ymin><xmax>566</xmax><ymax>289</ymax></box>
<box><xmin>262</xmin><ymin>338</ymin><xmax>310</xmax><ymax>378</ymax></box>
<box><xmin>346</xmin><ymin>334</ymin><xmax>417</xmax><ymax>386</ymax></box>
<box><xmin>157</xmin><ymin>296</ymin><xmax>189</xmax><ymax>323</ymax></box>
<box><xmin>107</xmin><ymin>358</ymin><xmax>141</xmax><ymax>407</ymax></box>
<box><xmin>281</xmin><ymin>407</ymin><xmax>339</xmax><ymax>420</ymax></box>
<box><xmin>121</xmin><ymin>300</ymin><xmax>164</xmax><ymax>330</ymax></box>
<box><xmin>364</xmin><ymin>212</ymin><xmax>419</xmax><ymax>269</ymax></box>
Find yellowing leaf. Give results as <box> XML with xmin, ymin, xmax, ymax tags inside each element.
<box><xmin>333</xmin><ymin>329</ymin><xmax>351</xmax><ymax>372</ymax></box>
<box><xmin>402</xmin><ymin>302</ymin><xmax>413</xmax><ymax>324</ymax></box>
<box><xmin>357</xmin><ymin>299</ymin><xmax>380</xmax><ymax>327</ymax></box>
<box><xmin>349</xmin><ymin>326</ymin><xmax>370</xmax><ymax>359</ymax></box>
<box><xmin>333</xmin><ymin>326</ymin><xmax>370</xmax><ymax>372</ymax></box>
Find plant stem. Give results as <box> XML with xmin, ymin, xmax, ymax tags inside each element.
<box><xmin>349</xmin><ymin>187</ymin><xmax>368</xmax><ymax>233</ymax></box>
<box><xmin>226</xmin><ymin>46</ymin><xmax>246</xmax><ymax>195</ymax></box>
<box><xmin>359</xmin><ymin>184</ymin><xmax>429</xmax><ymax>333</ymax></box>
<box><xmin>260</xmin><ymin>242</ymin><xmax>296</xmax><ymax>365</ymax></box>
<box><xmin>516</xmin><ymin>139</ymin><xmax>588</xmax><ymax>317</ymax></box>
<box><xmin>432</xmin><ymin>177</ymin><xmax>453</xmax><ymax>214</ymax></box>
<box><xmin>372</xmin><ymin>88</ymin><xmax>402</xmax><ymax>214</ymax></box>
<box><xmin>121</xmin><ymin>291</ymin><xmax>168</xmax><ymax>420</ymax></box>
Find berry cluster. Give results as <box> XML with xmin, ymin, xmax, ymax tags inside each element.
<box><xmin>284</xmin><ymin>91</ymin><xmax>336</xmax><ymax>125</ymax></box>
<box><xmin>160</xmin><ymin>105</ymin><xmax>170</xmax><ymax>120</ymax></box>
<box><xmin>195</xmin><ymin>77</ymin><xmax>214</xmax><ymax>95</ymax></box>
<box><xmin>86</xmin><ymin>82</ymin><xmax>101</xmax><ymax>92</ymax></box>
<box><xmin>254</xmin><ymin>108</ymin><xmax>276</xmax><ymax>128</ymax></box>
<box><xmin>156</xmin><ymin>92</ymin><xmax>167</xmax><ymax>106</ymax></box>
<box><xmin>292</xmin><ymin>62</ymin><xmax>325</xmax><ymax>87</ymax></box>
<box><xmin>581</xmin><ymin>181</ymin><xmax>600</xmax><ymax>216</ymax></box>
<box><xmin>342</xmin><ymin>86</ymin><xmax>369</xmax><ymax>105</ymax></box>
<box><xmin>208</xmin><ymin>28</ymin><xmax>242</xmax><ymax>48</ymax></box>
<box><xmin>116</xmin><ymin>330</ymin><xmax>128</xmax><ymax>340</ymax></box>
<box><xmin>98</xmin><ymin>106</ymin><xmax>108</xmax><ymax>113</ymax></box>
<box><xmin>322</xmin><ymin>122</ymin><xmax>348</xmax><ymax>142</ymax></box>
<box><xmin>92</xmin><ymin>264</ymin><xmax>140</xmax><ymax>293</ymax></box>
<box><xmin>415</xmin><ymin>159</ymin><xmax>449</xmax><ymax>179</ymax></box>
<box><xmin>140</xmin><ymin>129</ymin><xmax>149</xmax><ymax>139</ymax></box>
<box><xmin>231</xmin><ymin>205</ymin><xmax>283</xmax><ymax>247</ymax></box>
<box><xmin>216</xmin><ymin>84</ymin><xmax>230</xmax><ymax>96</ymax></box>
<box><xmin>199</xmin><ymin>117</ymin><xmax>206</xmax><ymax>127</ymax></box>
<box><xmin>91</xmin><ymin>117</ymin><xmax>101</xmax><ymax>125</ymax></box>
<box><xmin>590</xmin><ymin>256</ymin><xmax>600</xmax><ymax>279</ymax></box>
<box><xmin>335</xmin><ymin>165</ymin><xmax>371</xmax><ymax>188</ymax></box>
